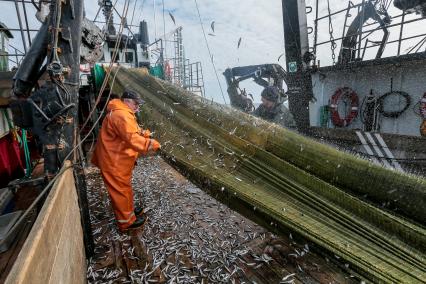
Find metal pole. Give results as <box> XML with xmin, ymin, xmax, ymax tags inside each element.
<box><xmin>160</xmin><ymin>38</ymin><xmax>164</xmax><ymax>66</ymax></box>
<box><xmin>357</xmin><ymin>32</ymin><xmax>426</xmax><ymax>51</ymax></box>
<box><xmin>189</xmin><ymin>63</ymin><xmax>192</xmax><ymax>90</ymax></box>
<box><xmin>414</xmin><ymin>37</ymin><xmax>426</xmax><ymax>53</ymax></box>
<box><xmin>315</xmin><ymin>17</ymin><xmax>425</xmax><ymax>47</ymax></box>
<box><xmin>200</xmin><ymin>63</ymin><xmax>205</xmax><ymax>98</ymax></box>
<box><xmin>11</xmin><ymin>46</ymin><xmax>20</xmax><ymax>65</ymax></box>
<box><xmin>196</xmin><ymin>62</ymin><xmax>199</xmax><ymax>88</ymax></box>
<box><xmin>20</xmin><ymin>0</ymin><xmax>32</xmax><ymax>46</ymax></box>
<box><xmin>15</xmin><ymin>48</ymin><xmax>19</xmax><ymax>65</ymax></box>
<box><xmin>93</xmin><ymin>6</ymin><xmax>101</xmax><ymax>21</ymax></box>
<box><xmin>397</xmin><ymin>12</ymin><xmax>405</xmax><ymax>56</ymax></box>
<box><xmin>59</xmin><ymin>0</ymin><xmax>95</xmax><ymax>257</ymax></box>
<box><xmin>162</xmin><ymin>0</ymin><xmax>166</xmax><ymax>58</ymax></box>
<box><xmin>282</xmin><ymin>0</ymin><xmax>312</xmax><ymax>131</ymax></box>
<box><xmin>1</xmin><ymin>0</ymin><xmax>45</xmax><ymax>3</ymax></box>
<box><xmin>361</xmin><ymin>38</ymin><xmax>369</xmax><ymax>59</ymax></box>
<box><xmin>313</xmin><ymin>0</ymin><xmax>319</xmax><ymax>56</ymax></box>
<box><xmin>340</xmin><ymin>2</ymin><xmax>352</xmax><ymax>53</ymax></box>
<box><xmin>0</xmin><ymin>53</ymin><xmax>34</xmax><ymax>56</ymax></box>
<box><xmin>357</xmin><ymin>0</ymin><xmax>366</xmax><ymax>60</ymax></box>
<box><xmin>407</xmin><ymin>35</ymin><xmax>426</xmax><ymax>53</ymax></box>
<box><xmin>153</xmin><ymin>0</ymin><xmax>157</xmax><ymax>40</ymax></box>
<box><xmin>316</xmin><ymin>2</ymin><xmax>362</xmax><ymax>21</ymax></box>
<box><xmin>0</xmin><ymin>28</ymin><xmax>40</xmax><ymax>32</ymax></box>
<box><xmin>14</xmin><ymin>0</ymin><xmax>28</xmax><ymax>53</ymax></box>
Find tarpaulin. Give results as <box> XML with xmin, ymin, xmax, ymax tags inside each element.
<box><xmin>0</xmin><ymin>133</ymin><xmax>24</xmax><ymax>188</ymax></box>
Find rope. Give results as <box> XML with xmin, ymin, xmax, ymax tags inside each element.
<box><xmin>21</xmin><ymin>129</ymin><xmax>32</xmax><ymax>177</ymax></box>
<box><xmin>378</xmin><ymin>91</ymin><xmax>411</xmax><ymax>118</ymax></box>
<box><xmin>193</xmin><ymin>0</ymin><xmax>227</xmax><ymax>105</ymax></box>
<box><xmin>79</xmin><ymin>0</ymin><xmax>131</xmax><ymax>132</ymax></box>
<box><xmin>2</xmin><ymin>109</ymin><xmax>32</xmax><ymax>177</ymax></box>
<box><xmin>63</xmin><ymin>0</ymin><xmax>137</xmax><ymax>163</ymax></box>
<box><xmin>134</xmin><ymin>0</ymin><xmax>147</xmax><ymax>33</ymax></box>
<box><xmin>2</xmin><ymin>109</ymin><xmax>20</xmax><ymax>143</ymax></box>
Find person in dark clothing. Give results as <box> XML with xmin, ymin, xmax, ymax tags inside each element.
<box><xmin>253</xmin><ymin>86</ymin><xmax>297</xmax><ymax>129</ymax></box>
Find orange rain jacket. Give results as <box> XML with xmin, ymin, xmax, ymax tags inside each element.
<box><xmin>92</xmin><ymin>99</ymin><xmax>160</xmax><ymax>230</ymax></box>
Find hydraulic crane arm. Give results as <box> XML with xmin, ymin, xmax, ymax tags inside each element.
<box><xmin>223</xmin><ymin>64</ymin><xmax>288</xmax><ymax>112</ymax></box>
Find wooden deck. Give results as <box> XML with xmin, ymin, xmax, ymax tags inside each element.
<box><xmin>86</xmin><ymin>156</ymin><xmax>358</xmax><ymax>283</ymax></box>
<box><xmin>5</xmin><ymin>162</ymin><xmax>86</xmax><ymax>284</ymax></box>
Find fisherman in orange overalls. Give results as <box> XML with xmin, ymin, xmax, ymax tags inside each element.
<box><xmin>92</xmin><ymin>90</ymin><xmax>161</xmax><ymax>231</ymax></box>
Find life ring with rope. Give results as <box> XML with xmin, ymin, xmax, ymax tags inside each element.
<box><xmin>420</xmin><ymin>93</ymin><xmax>426</xmax><ymax>136</ymax></box>
<box><xmin>420</xmin><ymin>92</ymin><xmax>426</xmax><ymax>119</ymax></box>
<box><xmin>330</xmin><ymin>87</ymin><xmax>359</xmax><ymax>127</ymax></box>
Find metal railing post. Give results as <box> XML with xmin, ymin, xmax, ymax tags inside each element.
<box><xmin>14</xmin><ymin>0</ymin><xmax>28</xmax><ymax>53</ymax></box>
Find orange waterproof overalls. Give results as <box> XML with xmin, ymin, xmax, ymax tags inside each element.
<box><xmin>92</xmin><ymin>99</ymin><xmax>160</xmax><ymax>230</ymax></box>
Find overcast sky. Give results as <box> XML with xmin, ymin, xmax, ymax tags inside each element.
<box><xmin>2</xmin><ymin>0</ymin><xmax>425</xmax><ymax>103</ymax></box>
<box><xmin>86</xmin><ymin>0</ymin><xmax>289</xmax><ymax>104</ymax></box>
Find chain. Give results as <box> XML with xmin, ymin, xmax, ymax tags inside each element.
<box><xmin>327</xmin><ymin>0</ymin><xmax>337</xmax><ymax>65</ymax></box>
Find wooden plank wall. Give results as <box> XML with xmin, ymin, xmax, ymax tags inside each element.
<box><xmin>5</xmin><ymin>162</ymin><xmax>86</xmax><ymax>284</ymax></box>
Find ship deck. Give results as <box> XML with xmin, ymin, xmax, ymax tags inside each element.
<box><xmin>85</xmin><ymin>156</ymin><xmax>357</xmax><ymax>283</ymax></box>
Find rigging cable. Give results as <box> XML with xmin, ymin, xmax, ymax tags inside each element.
<box><xmin>67</xmin><ymin>0</ymin><xmax>121</xmax><ymax>131</ymax></box>
<box><xmin>135</xmin><ymin>0</ymin><xmax>147</xmax><ymax>26</ymax></box>
<box><xmin>193</xmin><ymin>0</ymin><xmax>227</xmax><ymax>105</ymax></box>
<box><xmin>65</xmin><ymin>0</ymin><xmax>135</xmax><ymax>163</ymax></box>
<box><xmin>407</xmin><ymin>36</ymin><xmax>426</xmax><ymax>54</ymax></box>
<box><xmin>161</xmin><ymin>0</ymin><xmax>166</xmax><ymax>60</ymax></box>
<box><xmin>153</xmin><ymin>0</ymin><xmax>157</xmax><ymax>40</ymax></box>
<box><xmin>94</xmin><ymin>0</ymin><xmax>119</xmax><ymax>25</ymax></box>
<box><xmin>79</xmin><ymin>0</ymin><xmax>131</xmax><ymax>132</ymax></box>
<box><xmin>79</xmin><ymin>0</ymin><xmax>132</xmax><ymax>132</ymax></box>
<box><xmin>71</xmin><ymin>0</ymin><xmax>132</xmax><ymax>163</ymax></box>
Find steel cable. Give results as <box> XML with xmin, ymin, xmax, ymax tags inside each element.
<box><xmin>193</xmin><ymin>0</ymin><xmax>227</xmax><ymax>104</ymax></box>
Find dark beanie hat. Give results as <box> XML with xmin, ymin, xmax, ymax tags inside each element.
<box><xmin>122</xmin><ymin>90</ymin><xmax>144</xmax><ymax>104</ymax></box>
<box><xmin>261</xmin><ymin>86</ymin><xmax>279</xmax><ymax>102</ymax></box>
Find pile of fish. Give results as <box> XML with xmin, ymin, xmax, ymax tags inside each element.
<box><xmin>131</xmin><ymin>160</ymin><xmax>270</xmax><ymax>283</ymax></box>
<box><xmin>109</xmin><ymin>67</ymin><xmax>426</xmax><ymax>283</ymax></box>
<box><xmin>86</xmin><ymin>157</ymin><xmax>349</xmax><ymax>283</ymax></box>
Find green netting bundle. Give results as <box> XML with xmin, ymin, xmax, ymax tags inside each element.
<box><xmin>111</xmin><ymin>68</ymin><xmax>426</xmax><ymax>283</ymax></box>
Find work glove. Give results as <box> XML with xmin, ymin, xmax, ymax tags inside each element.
<box><xmin>149</xmin><ymin>139</ymin><xmax>161</xmax><ymax>151</ymax></box>
<box><xmin>145</xmin><ymin>139</ymin><xmax>161</xmax><ymax>156</ymax></box>
<box><xmin>421</xmin><ymin>120</ymin><xmax>426</xmax><ymax>137</ymax></box>
<box><xmin>141</xmin><ymin>129</ymin><xmax>152</xmax><ymax>138</ymax></box>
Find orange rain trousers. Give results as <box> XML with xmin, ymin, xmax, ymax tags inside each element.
<box><xmin>92</xmin><ymin>99</ymin><xmax>160</xmax><ymax>230</ymax></box>
<box><xmin>101</xmin><ymin>170</ymin><xmax>136</xmax><ymax>229</ymax></box>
